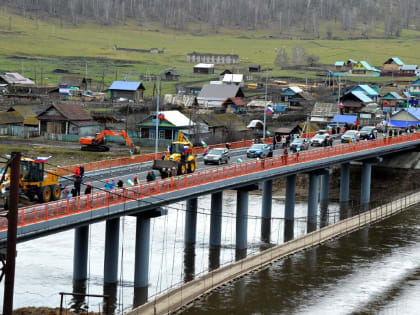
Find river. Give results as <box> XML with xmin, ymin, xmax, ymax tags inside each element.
<box><xmin>183</xmin><ymin>207</ymin><xmax>420</xmax><ymax>315</ymax></box>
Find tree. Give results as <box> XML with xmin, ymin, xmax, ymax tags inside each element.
<box><xmin>274</xmin><ymin>48</ymin><xmax>288</xmax><ymax>68</ymax></box>
<box><xmin>292</xmin><ymin>46</ymin><xmax>307</xmax><ymax>65</ymax></box>
<box><xmin>306</xmin><ymin>55</ymin><xmax>320</xmax><ymax>66</ymax></box>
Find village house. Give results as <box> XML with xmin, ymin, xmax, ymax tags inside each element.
<box><xmin>347</xmin><ymin>59</ymin><xmax>358</xmax><ymax>69</ymax></box>
<box><xmin>383</xmin><ymin>57</ymin><xmax>404</xmax><ymax>72</ymax></box>
<box><xmin>193</xmin><ymin>63</ymin><xmax>215</xmax><ymax>74</ymax></box>
<box><xmin>197</xmin><ymin>113</ymin><xmax>248</xmax><ymax>141</ymax></box>
<box><xmin>345</xmin><ymin>85</ymin><xmax>379</xmax><ymax>102</ymax></box>
<box><xmin>221</xmin><ymin>97</ymin><xmax>246</xmax><ymax>113</ymax></box>
<box><xmin>138</xmin><ymin>110</ymin><xmax>201</xmax><ymax>142</ymax></box>
<box><xmin>340</xmin><ymin>91</ymin><xmax>374</xmax><ymax>114</ymax></box>
<box><xmin>0</xmin><ymin>72</ymin><xmax>35</xmax><ymax>85</ymax></box>
<box><xmin>281</xmin><ymin>86</ymin><xmax>313</xmax><ymax>107</ymax></box>
<box><xmin>163</xmin><ymin>94</ymin><xmax>198</xmax><ymax>108</ymax></box>
<box><xmin>388</xmin><ymin>108</ymin><xmax>420</xmax><ymax>128</ymax></box>
<box><xmin>310</xmin><ymin>102</ymin><xmax>340</xmax><ymax>123</ymax></box>
<box><xmin>246</xmin><ymin>100</ymin><xmax>271</xmax><ymax>112</ymax></box>
<box><xmin>401</xmin><ymin>65</ymin><xmax>418</xmax><ymax>76</ymax></box>
<box><xmin>197</xmin><ymin>84</ymin><xmax>245</xmax><ymax>108</ymax></box>
<box><xmin>351</xmin><ymin>61</ymin><xmax>381</xmax><ymax>76</ymax></box>
<box><xmin>334</xmin><ymin>61</ymin><xmax>345</xmax><ymax>72</ymax></box>
<box><xmin>409</xmin><ymin>79</ymin><xmax>420</xmax><ymax>96</ymax></box>
<box><xmin>222</xmin><ymin>74</ymin><xmax>244</xmax><ymax>86</ymax></box>
<box><xmin>0</xmin><ymin>111</ymin><xmax>24</xmax><ymax>135</ymax></box>
<box><xmin>108</xmin><ymin>81</ymin><xmax>145</xmax><ymax>101</ymax></box>
<box><xmin>248</xmin><ymin>65</ymin><xmax>261</xmax><ymax>73</ymax></box>
<box><xmin>187</xmin><ymin>52</ymin><xmax>239</xmax><ymax>65</ymax></box>
<box><xmin>381</xmin><ymin>92</ymin><xmax>405</xmax><ymax>108</ymax></box>
<box><xmin>163</xmin><ymin>70</ymin><xmax>180</xmax><ymax>81</ymax></box>
<box><xmin>37</xmin><ymin>103</ymin><xmax>99</xmax><ymax>136</ymax></box>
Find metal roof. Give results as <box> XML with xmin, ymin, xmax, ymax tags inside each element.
<box><xmin>382</xmin><ymin>92</ymin><xmax>404</xmax><ymax>100</ymax></box>
<box><xmin>108</xmin><ymin>81</ymin><xmax>143</xmax><ymax>91</ymax></box>
<box><xmin>385</xmin><ymin>57</ymin><xmax>404</xmax><ymax>66</ymax></box>
<box><xmin>351</xmin><ymin>91</ymin><xmax>374</xmax><ymax>103</ymax></box>
<box><xmin>156</xmin><ymin>110</ymin><xmax>194</xmax><ymax>127</ymax></box>
<box><xmin>284</xmin><ymin>86</ymin><xmax>303</xmax><ymax>94</ymax></box>
<box><xmin>332</xmin><ymin>115</ymin><xmax>357</xmax><ymax>124</ymax></box>
<box><xmin>198</xmin><ymin>84</ymin><xmax>243</xmax><ymax>101</ymax></box>
<box><xmin>194</xmin><ymin>63</ymin><xmax>214</xmax><ymax>68</ymax></box>
<box><xmin>401</xmin><ymin>65</ymin><xmax>418</xmax><ymax>71</ymax></box>
<box><xmin>335</xmin><ymin>61</ymin><xmax>345</xmax><ymax>66</ymax></box>
<box><xmin>346</xmin><ymin>85</ymin><xmax>378</xmax><ymax>97</ymax></box>
<box><xmin>222</xmin><ymin>74</ymin><xmax>243</xmax><ymax>83</ymax></box>
<box><xmin>0</xmin><ymin>72</ymin><xmax>35</xmax><ymax>85</ymax></box>
<box><xmin>410</xmin><ymin>79</ymin><xmax>420</xmax><ymax>86</ymax></box>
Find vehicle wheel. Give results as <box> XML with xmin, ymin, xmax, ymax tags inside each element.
<box><xmin>38</xmin><ymin>186</ymin><xmax>51</xmax><ymax>203</ymax></box>
<box><xmin>268</xmin><ymin>152</ymin><xmax>273</xmax><ymax>157</ymax></box>
<box><xmin>204</xmin><ymin>161</ymin><xmax>208</xmax><ymax>165</ymax></box>
<box><xmin>179</xmin><ymin>164</ymin><xmax>186</xmax><ymax>175</ymax></box>
<box><xmin>189</xmin><ymin>161</ymin><xmax>196</xmax><ymax>173</ymax></box>
<box><xmin>218</xmin><ymin>159</ymin><xmax>221</xmax><ymax>165</ymax></box>
<box><xmin>51</xmin><ymin>185</ymin><xmax>61</xmax><ymax>201</ymax></box>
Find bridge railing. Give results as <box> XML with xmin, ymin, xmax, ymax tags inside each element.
<box><xmin>56</xmin><ymin>138</ymin><xmax>270</xmax><ymax>176</ymax></box>
<box><xmin>1</xmin><ymin>133</ymin><xmax>419</xmax><ymax>232</ymax></box>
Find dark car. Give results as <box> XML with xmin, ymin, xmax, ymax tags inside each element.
<box><xmin>359</xmin><ymin>126</ymin><xmax>377</xmax><ymax>140</ymax></box>
<box><xmin>290</xmin><ymin>138</ymin><xmax>310</xmax><ymax>152</ymax></box>
<box><xmin>246</xmin><ymin>143</ymin><xmax>273</xmax><ymax>158</ymax></box>
<box><xmin>204</xmin><ymin>148</ymin><xmax>230</xmax><ymax>165</ymax></box>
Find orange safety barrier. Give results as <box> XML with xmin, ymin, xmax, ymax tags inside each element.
<box><xmin>2</xmin><ymin>134</ymin><xmax>419</xmax><ymax>232</ymax></box>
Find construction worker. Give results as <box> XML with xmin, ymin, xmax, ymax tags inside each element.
<box><xmin>75</xmin><ymin>166</ymin><xmax>80</xmax><ymax>178</ymax></box>
<box><xmin>110</xmin><ymin>179</ymin><xmax>116</xmax><ymax>189</ymax></box>
<box><xmin>74</xmin><ymin>176</ymin><xmax>82</xmax><ymax>196</ymax></box>
<box><xmin>133</xmin><ymin>175</ymin><xmax>139</xmax><ymax>185</ymax></box>
<box><xmin>104</xmin><ymin>179</ymin><xmax>111</xmax><ymax>190</ymax></box>
<box><xmin>85</xmin><ymin>183</ymin><xmax>92</xmax><ymax>195</ymax></box>
<box><xmin>117</xmin><ymin>179</ymin><xmax>124</xmax><ymax>188</ymax></box>
<box><xmin>146</xmin><ymin>171</ymin><xmax>155</xmax><ymax>182</ymax></box>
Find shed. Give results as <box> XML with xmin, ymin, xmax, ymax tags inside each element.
<box><xmin>197</xmin><ymin>84</ymin><xmax>245</xmax><ymax>108</ymax></box>
<box><xmin>108</xmin><ymin>81</ymin><xmax>145</xmax><ymax>101</ymax></box>
<box><xmin>163</xmin><ymin>70</ymin><xmax>180</xmax><ymax>81</ymax></box>
<box><xmin>0</xmin><ymin>72</ymin><xmax>35</xmax><ymax>85</ymax></box>
<box><xmin>222</xmin><ymin>74</ymin><xmax>244</xmax><ymax>86</ymax></box>
<box><xmin>37</xmin><ymin>103</ymin><xmax>99</xmax><ymax>136</ymax></box>
<box><xmin>0</xmin><ymin>111</ymin><xmax>23</xmax><ymax>126</ymax></box>
<box><xmin>193</xmin><ymin>63</ymin><xmax>215</xmax><ymax>74</ymax></box>
<box><xmin>401</xmin><ymin>65</ymin><xmax>418</xmax><ymax>75</ymax></box>
<box><xmin>138</xmin><ymin>110</ymin><xmax>197</xmax><ymax>141</ymax></box>
<box><xmin>248</xmin><ymin>65</ymin><xmax>261</xmax><ymax>73</ymax></box>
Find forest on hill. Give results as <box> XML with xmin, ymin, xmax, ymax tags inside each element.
<box><xmin>1</xmin><ymin>0</ymin><xmax>419</xmax><ymax>38</ymax></box>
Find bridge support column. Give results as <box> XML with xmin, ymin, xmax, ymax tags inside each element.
<box><xmin>103</xmin><ymin>218</ymin><xmax>120</xmax><ymax>284</ymax></box>
<box><xmin>307</xmin><ymin>173</ymin><xmax>319</xmax><ymax>233</ymax></box>
<box><xmin>284</xmin><ymin>175</ymin><xmax>296</xmax><ymax>242</ymax></box>
<box><xmin>261</xmin><ymin>180</ymin><xmax>272</xmax><ymax>243</ymax></box>
<box><xmin>361</xmin><ymin>162</ymin><xmax>372</xmax><ymax>212</ymax></box>
<box><xmin>209</xmin><ymin>192</ymin><xmax>223</xmax><ymax>270</ymax></box>
<box><xmin>73</xmin><ymin>225</ymin><xmax>89</xmax><ymax>281</ymax></box>
<box><xmin>133</xmin><ymin>216</ymin><xmax>150</xmax><ymax>308</ymax></box>
<box><xmin>320</xmin><ymin>171</ymin><xmax>330</xmax><ymax>228</ymax></box>
<box><xmin>236</xmin><ymin>189</ymin><xmax>249</xmax><ymax>260</ymax></box>
<box><xmin>184</xmin><ymin>198</ymin><xmax>198</xmax><ymax>245</ymax></box>
<box><xmin>340</xmin><ymin>163</ymin><xmax>350</xmax><ymax>219</ymax></box>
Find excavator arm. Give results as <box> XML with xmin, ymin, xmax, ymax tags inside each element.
<box><xmin>79</xmin><ymin>130</ymin><xmax>134</xmax><ymax>151</ymax></box>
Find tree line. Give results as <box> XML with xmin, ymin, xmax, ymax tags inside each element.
<box><xmin>1</xmin><ymin>0</ymin><xmax>419</xmax><ymax>37</ymax></box>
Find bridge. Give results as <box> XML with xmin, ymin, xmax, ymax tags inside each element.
<box><xmin>1</xmin><ymin>133</ymin><xmax>420</xmax><ymax>311</ymax></box>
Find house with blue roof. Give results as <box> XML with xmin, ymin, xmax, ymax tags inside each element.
<box><xmin>389</xmin><ymin>108</ymin><xmax>420</xmax><ymax>128</ymax></box>
<box><xmin>335</xmin><ymin>61</ymin><xmax>345</xmax><ymax>71</ymax></box>
<box><xmin>108</xmin><ymin>81</ymin><xmax>146</xmax><ymax>101</ymax></box>
<box><xmin>383</xmin><ymin>57</ymin><xmax>404</xmax><ymax>71</ymax></box>
<box><xmin>409</xmin><ymin>79</ymin><xmax>420</xmax><ymax>96</ymax></box>
<box><xmin>340</xmin><ymin>90</ymin><xmax>374</xmax><ymax>114</ymax></box>
<box><xmin>351</xmin><ymin>61</ymin><xmax>381</xmax><ymax>76</ymax></box>
<box><xmin>345</xmin><ymin>84</ymin><xmax>379</xmax><ymax>102</ymax></box>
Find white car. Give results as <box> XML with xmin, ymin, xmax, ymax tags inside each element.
<box><xmin>341</xmin><ymin>130</ymin><xmax>360</xmax><ymax>143</ymax></box>
<box><xmin>310</xmin><ymin>134</ymin><xmax>329</xmax><ymax>146</ymax></box>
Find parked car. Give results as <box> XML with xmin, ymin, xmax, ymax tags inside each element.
<box><xmin>290</xmin><ymin>138</ymin><xmax>310</xmax><ymax>152</ymax></box>
<box><xmin>310</xmin><ymin>134</ymin><xmax>330</xmax><ymax>147</ymax></box>
<box><xmin>341</xmin><ymin>130</ymin><xmax>360</xmax><ymax>143</ymax></box>
<box><xmin>247</xmin><ymin>143</ymin><xmax>273</xmax><ymax>158</ymax></box>
<box><xmin>204</xmin><ymin>148</ymin><xmax>230</xmax><ymax>165</ymax></box>
<box><xmin>316</xmin><ymin>129</ymin><xmax>328</xmax><ymax>135</ymax></box>
<box><xmin>359</xmin><ymin>126</ymin><xmax>377</xmax><ymax>140</ymax></box>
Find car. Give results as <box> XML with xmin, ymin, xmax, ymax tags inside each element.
<box><xmin>290</xmin><ymin>138</ymin><xmax>310</xmax><ymax>152</ymax></box>
<box><xmin>246</xmin><ymin>143</ymin><xmax>273</xmax><ymax>158</ymax></box>
<box><xmin>341</xmin><ymin>130</ymin><xmax>360</xmax><ymax>143</ymax></box>
<box><xmin>310</xmin><ymin>134</ymin><xmax>330</xmax><ymax>147</ymax></box>
<box><xmin>316</xmin><ymin>129</ymin><xmax>328</xmax><ymax>135</ymax></box>
<box><xmin>204</xmin><ymin>148</ymin><xmax>230</xmax><ymax>165</ymax></box>
<box><xmin>359</xmin><ymin>126</ymin><xmax>378</xmax><ymax>140</ymax></box>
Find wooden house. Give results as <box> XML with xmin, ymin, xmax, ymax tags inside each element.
<box><xmin>197</xmin><ymin>84</ymin><xmax>245</xmax><ymax>108</ymax></box>
<box><xmin>409</xmin><ymin>79</ymin><xmax>420</xmax><ymax>96</ymax></box>
<box><xmin>383</xmin><ymin>57</ymin><xmax>404</xmax><ymax>71</ymax></box>
<box><xmin>221</xmin><ymin>97</ymin><xmax>246</xmax><ymax>113</ymax></box>
<box><xmin>351</xmin><ymin>61</ymin><xmax>380</xmax><ymax>76</ymax></box>
<box><xmin>108</xmin><ymin>81</ymin><xmax>145</xmax><ymax>101</ymax></box>
<box><xmin>193</xmin><ymin>64</ymin><xmax>215</xmax><ymax>74</ymax></box>
<box><xmin>340</xmin><ymin>91</ymin><xmax>374</xmax><ymax>114</ymax></box>
<box><xmin>163</xmin><ymin>70</ymin><xmax>180</xmax><ymax>81</ymax></box>
<box><xmin>381</xmin><ymin>92</ymin><xmax>405</xmax><ymax>108</ymax></box>
<box><xmin>248</xmin><ymin>65</ymin><xmax>261</xmax><ymax>72</ymax></box>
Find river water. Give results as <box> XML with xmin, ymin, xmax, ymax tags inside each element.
<box><xmin>184</xmin><ymin>207</ymin><xmax>420</xmax><ymax>315</ymax></box>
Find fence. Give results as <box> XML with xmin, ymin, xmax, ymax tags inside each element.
<box><xmin>1</xmin><ymin>133</ymin><xmax>419</xmax><ymax>232</ymax></box>
<box><xmin>0</xmin><ymin>125</ymin><xmax>38</xmax><ymax>138</ymax></box>
<box><xmin>127</xmin><ymin>190</ymin><xmax>420</xmax><ymax>315</ymax></box>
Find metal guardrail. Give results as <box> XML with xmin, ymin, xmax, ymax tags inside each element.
<box><xmin>1</xmin><ymin>133</ymin><xmax>419</xmax><ymax>232</ymax></box>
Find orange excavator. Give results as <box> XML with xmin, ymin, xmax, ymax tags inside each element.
<box><xmin>79</xmin><ymin>130</ymin><xmax>134</xmax><ymax>152</ymax></box>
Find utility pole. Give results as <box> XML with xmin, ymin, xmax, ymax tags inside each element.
<box><xmin>155</xmin><ymin>76</ymin><xmax>161</xmax><ymax>159</ymax></box>
<box><xmin>263</xmin><ymin>70</ymin><xmax>269</xmax><ymax>142</ymax></box>
<box><xmin>3</xmin><ymin>152</ymin><xmax>21</xmax><ymax>315</ymax></box>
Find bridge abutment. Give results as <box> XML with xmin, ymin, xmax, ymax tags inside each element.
<box><xmin>284</xmin><ymin>174</ymin><xmax>296</xmax><ymax>242</ymax></box>
<box><xmin>261</xmin><ymin>180</ymin><xmax>273</xmax><ymax>243</ymax></box>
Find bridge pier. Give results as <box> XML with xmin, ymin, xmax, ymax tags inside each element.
<box><xmin>209</xmin><ymin>192</ymin><xmax>223</xmax><ymax>270</ymax></box>
<box><xmin>133</xmin><ymin>216</ymin><xmax>150</xmax><ymax>308</ymax></box>
<box><xmin>284</xmin><ymin>174</ymin><xmax>296</xmax><ymax>242</ymax></box>
<box><xmin>307</xmin><ymin>173</ymin><xmax>319</xmax><ymax>233</ymax></box>
<box><xmin>361</xmin><ymin>162</ymin><xmax>372</xmax><ymax>212</ymax></box>
<box><xmin>236</xmin><ymin>189</ymin><xmax>249</xmax><ymax>260</ymax></box>
<box><xmin>320</xmin><ymin>170</ymin><xmax>330</xmax><ymax>228</ymax></box>
<box><xmin>184</xmin><ymin>198</ymin><xmax>198</xmax><ymax>245</ymax></box>
<box><xmin>261</xmin><ymin>180</ymin><xmax>273</xmax><ymax>243</ymax></box>
<box><xmin>103</xmin><ymin>218</ymin><xmax>120</xmax><ymax>284</ymax></box>
<box><xmin>73</xmin><ymin>225</ymin><xmax>89</xmax><ymax>281</ymax></box>
<box><xmin>339</xmin><ymin>163</ymin><xmax>350</xmax><ymax>219</ymax></box>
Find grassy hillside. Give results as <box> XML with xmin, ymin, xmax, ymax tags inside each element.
<box><xmin>0</xmin><ymin>11</ymin><xmax>419</xmax><ymax>96</ymax></box>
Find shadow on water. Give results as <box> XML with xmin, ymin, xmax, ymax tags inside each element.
<box><xmin>70</xmin><ymin>280</ymin><xmax>88</xmax><ymax>313</ymax></box>
<box><xmin>103</xmin><ymin>282</ymin><xmax>117</xmax><ymax>315</ymax></box>
<box><xmin>184</xmin><ymin>243</ymin><xmax>196</xmax><ymax>283</ymax></box>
